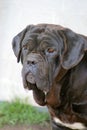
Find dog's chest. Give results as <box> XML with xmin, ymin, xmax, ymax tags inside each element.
<box><xmin>53</xmin><ymin>117</ymin><xmax>86</xmax><ymax>130</ymax></box>
<box><xmin>47</xmin><ymin>104</ymin><xmax>86</xmax><ymax>130</ymax></box>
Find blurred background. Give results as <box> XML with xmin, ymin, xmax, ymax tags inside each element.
<box><xmin>0</xmin><ymin>0</ymin><xmax>87</xmax><ymax>105</ymax></box>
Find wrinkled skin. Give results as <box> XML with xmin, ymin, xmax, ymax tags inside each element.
<box><xmin>21</xmin><ymin>26</ymin><xmax>64</xmax><ymax>93</ymax></box>
<box><xmin>12</xmin><ymin>24</ymin><xmax>87</xmax><ymax>130</ymax></box>
<box><xmin>21</xmin><ymin>26</ymin><xmax>64</xmax><ymax>107</ymax></box>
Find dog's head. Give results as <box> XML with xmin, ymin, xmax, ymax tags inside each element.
<box><xmin>12</xmin><ymin>24</ymin><xmax>87</xmax><ymax>92</ymax></box>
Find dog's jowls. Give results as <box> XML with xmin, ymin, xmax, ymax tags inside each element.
<box><xmin>12</xmin><ymin>24</ymin><xmax>87</xmax><ymax>130</ymax></box>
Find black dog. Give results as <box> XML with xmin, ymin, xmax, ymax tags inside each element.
<box><xmin>12</xmin><ymin>24</ymin><xmax>87</xmax><ymax>130</ymax></box>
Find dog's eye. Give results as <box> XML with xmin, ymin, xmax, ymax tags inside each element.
<box><xmin>22</xmin><ymin>45</ymin><xmax>28</xmax><ymax>50</ymax></box>
<box><xmin>47</xmin><ymin>48</ymin><xmax>55</xmax><ymax>53</ymax></box>
<box><xmin>46</xmin><ymin>47</ymin><xmax>57</xmax><ymax>57</ymax></box>
<box><xmin>22</xmin><ymin>44</ymin><xmax>29</xmax><ymax>56</ymax></box>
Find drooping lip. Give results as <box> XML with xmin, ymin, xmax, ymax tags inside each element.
<box><xmin>26</xmin><ymin>72</ymin><xmax>36</xmax><ymax>84</ymax></box>
<box><xmin>23</xmin><ymin>70</ymin><xmax>50</xmax><ymax>92</ymax></box>
<box><xmin>22</xmin><ymin>68</ymin><xmax>38</xmax><ymax>90</ymax></box>
<box><xmin>26</xmin><ymin>80</ymin><xmax>50</xmax><ymax>92</ymax></box>
<box><xmin>25</xmin><ymin>78</ymin><xmax>50</xmax><ymax>92</ymax></box>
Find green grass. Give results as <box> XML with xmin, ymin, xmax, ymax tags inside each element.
<box><xmin>0</xmin><ymin>99</ymin><xmax>49</xmax><ymax>127</ymax></box>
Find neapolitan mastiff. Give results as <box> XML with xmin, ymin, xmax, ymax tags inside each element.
<box><xmin>12</xmin><ymin>24</ymin><xmax>87</xmax><ymax>130</ymax></box>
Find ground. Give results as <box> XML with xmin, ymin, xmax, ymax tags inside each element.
<box><xmin>0</xmin><ymin>124</ymin><xmax>50</xmax><ymax>130</ymax></box>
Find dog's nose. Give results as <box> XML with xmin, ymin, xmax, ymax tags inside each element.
<box><xmin>27</xmin><ymin>60</ymin><xmax>36</xmax><ymax>66</ymax></box>
<box><xmin>26</xmin><ymin>53</ymin><xmax>43</xmax><ymax>66</ymax></box>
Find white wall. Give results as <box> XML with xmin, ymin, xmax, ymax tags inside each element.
<box><xmin>0</xmin><ymin>0</ymin><xmax>87</xmax><ymax>104</ymax></box>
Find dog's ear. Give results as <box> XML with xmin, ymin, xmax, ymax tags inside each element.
<box><xmin>12</xmin><ymin>28</ymin><xmax>27</xmax><ymax>62</ymax></box>
<box><xmin>61</xmin><ymin>29</ymin><xmax>87</xmax><ymax>69</ymax></box>
<box><xmin>12</xmin><ymin>25</ymin><xmax>32</xmax><ymax>62</ymax></box>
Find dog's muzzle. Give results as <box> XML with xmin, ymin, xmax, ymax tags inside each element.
<box><xmin>26</xmin><ymin>72</ymin><xmax>35</xmax><ymax>84</ymax></box>
<box><xmin>22</xmin><ymin>53</ymin><xmax>50</xmax><ymax>92</ymax></box>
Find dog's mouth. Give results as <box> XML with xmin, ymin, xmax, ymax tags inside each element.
<box><xmin>25</xmin><ymin>72</ymin><xmax>36</xmax><ymax>90</ymax></box>
<box><xmin>26</xmin><ymin>81</ymin><xmax>37</xmax><ymax>90</ymax></box>
<box><xmin>24</xmin><ymin>72</ymin><xmax>50</xmax><ymax>92</ymax></box>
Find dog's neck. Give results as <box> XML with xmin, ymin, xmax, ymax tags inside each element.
<box><xmin>55</xmin><ymin>66</ymin><xmax>68</xmax><ymax>82</ymax></box>
<box><xmin>45</xmin><ymin>67</ymin><xmax>68</xmax><ymax>107</ymax></box>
